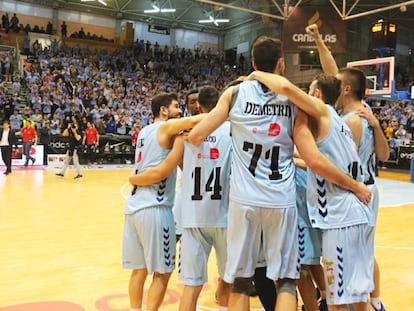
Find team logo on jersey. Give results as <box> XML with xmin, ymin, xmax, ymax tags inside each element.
<box><xmin>252</xmin><ymin>123</ymin><xmax>281</xmax><ymax>136</ymax></box>
<box><xmin>197</xmin><ymin>148</ymin><xmax>219</xmax><ymax>160</ymax></box>
<box><xmin>268</xmin><ymin>123</ymin><xmax>281</xmax><ymax>136</ymax></box>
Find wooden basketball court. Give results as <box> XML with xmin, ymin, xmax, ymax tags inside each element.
<box><xmin>0</xmin><ymin>166</ymin><xmax>413</xmax><ymax>311</ymax></box>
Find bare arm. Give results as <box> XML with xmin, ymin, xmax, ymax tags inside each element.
<box><xmin>161</xmin><ymin>113</ymin><xmax>207</xmax><ymax>137</ymax></box>
<box><xmin>358</xmin><ymin>107</ymin><xmax>389</xmax><ymax>161</ymax></box>
<box><xmin>294</xmin><ymin>110</ymin><xmax>371</xmax><ymax>204</ymax></box>
<box><xmin>188</xmin><ymin>87</ymin><xmax>231</xmax><ymax>145</ymax></box>
<box><xmin>305</xmin><ymin>24</ymin><xmax>339</xmax><ymax>75</ymax></box>
<box><xmin>129</xmin><ymin>136</ymin><xmax>184</xmax><ymax>186</ymax></box>
<box><xmin>247</xmin><ymin>71</ymin><xmax>328</xmax><ymax>120</ymax></box>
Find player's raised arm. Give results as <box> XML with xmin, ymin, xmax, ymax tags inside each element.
<box><xmin>305</xmin><ymin>24</ymin><xmax>339</xmax><ymax>75</ymax></box>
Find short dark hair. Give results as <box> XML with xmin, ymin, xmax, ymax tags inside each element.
<box><xmin>151</xmin><ymin>92</ymin><xmax>177</xmax><ymax>118</ymax></box>
<box><xmin>185</xmin><ymin>89</ymin><xmax>199</xmax><ymax>107</ymax></box>
<box><xmin>338</xmin><ymin>67</ymin><xmax>366</xmax><ymax>101</ymax></box>
<box><xmin>314</xmin><ymin>74</ymin><xmax>341</xmax><ymax>107</ymax></box>
<box><xmin>198</xmin><ymin>85</ymin><xmax>219</xmax><ymax>112</ymax></box>
<box><xmin>251</xmin><ymin>36</ymin><xmax>283</xmax><ymax>73</ymax></box>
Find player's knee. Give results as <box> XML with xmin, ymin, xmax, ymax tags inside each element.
<box><xmin>232</xmin><ymin>277</ymin><xmax>255</xmax><ymax>295</ymax></box>
<box><xmin>276</xmin><ymin>278</ymin><xmax>296</xmax><ymax>296</ymax></box>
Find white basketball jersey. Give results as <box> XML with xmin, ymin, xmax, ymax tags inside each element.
<box><xmin>228</xmin><ymin>80</ymin><xmax>297</xmax><ymax>208</ymax></box>
<box><xmin>124</xmin><ymin>121</ymin><xmax>177</xmax><ymax>214</ymax></box>
<box><xmin>180</xmin><ymin>121</ymin><xmax>231</xmax><ymax>227</ymax></box>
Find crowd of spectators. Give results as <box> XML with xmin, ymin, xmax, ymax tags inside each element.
<box><xmin>0</xmin><ymin>34</ymin><xmax>239</xmax><ymax>164</ymax></box>
<box><xmin>1</xmin><ymin>10</ymin><xmax>414</xmax><ymax>166</ymax></box>
<box><xmin>1</xmin><ymin>12</ymin><xmax>113</xmax><ymax>43</ymax></box>
<box><xmin>368</xmin><ymin>99</ymin><xmax>414</xmax><ymax>161</ymax></box>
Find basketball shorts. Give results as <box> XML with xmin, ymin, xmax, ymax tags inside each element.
<box><xmin>223</xmin><ymin>202</ymin><xmax>299</xmax><ymax>283</ymax></box>
<box><xmin>179</xmin><ymin>227</ymin><xmax>227</xmax><ymax>286</ymax></box>
<box><xmin>322</xmin><ymin>224</ymin><xmax>373</xmax><ymax>306</ymax></box>
<box><xmin>122</xmin><ymin>206</ymin><xmax>176</xmax><ymax>274</ymax></box>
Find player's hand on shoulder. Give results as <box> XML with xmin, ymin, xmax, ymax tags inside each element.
<box><xmin>358</xmin><ymin>107</ymin><xmax>379</xmax><ymax>128</ymax></box>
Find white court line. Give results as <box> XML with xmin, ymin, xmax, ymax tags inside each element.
<box><xmin>376</xmin><ymin>245</ymin><xmax>414</xmax><ymax>251</ymax></box>
<box><xmin>120</xmin><ymin>182</ymin><xmax>131</xmax><ymax>199</ymax></box>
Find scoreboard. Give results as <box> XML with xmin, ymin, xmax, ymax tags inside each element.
<box><xmin>371</xmin><ymin>20</ymin><xmax>397</xmax><ymax>49</ymax></box>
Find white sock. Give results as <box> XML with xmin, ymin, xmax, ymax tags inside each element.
<box><xmin>370</xmin><ymin>297</ymin><xmax>381</xmax><ymax>310</ymax></box>
<box><xmin>218</xmin><ymin>307</ymin><xmax>228</xmax><ymax>311</ymax></box>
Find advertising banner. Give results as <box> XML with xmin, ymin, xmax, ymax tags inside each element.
<box><xmin>283</xmin><ymin>6</ymin><xmax>346</xmax><ymax>53</ymax></box>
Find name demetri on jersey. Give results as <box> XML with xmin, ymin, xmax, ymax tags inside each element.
<box><xmin>244</xmin><ymin>100</ymin><xmax>292</xmax><ymax>117</ymax></box>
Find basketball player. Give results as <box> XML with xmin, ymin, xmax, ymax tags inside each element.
<box><xmin>294</xmin><ymin>154</ymin><xmax>327</xmax><ymax>311</ymax></box>
<box><xmin>306</xmin><ymin>23</ymin><xmax>389</xmax><ymax>311</ymax></box>
<box><xmin>247</xmin><ymin>70</ymin><xmax>373</xmax><ymax>311</ymax></box>
<box><xmin>174</xmin><ymin>88</ymin><xmax>200</xmax><ymax>240</ymax></box>
<box><xmin>127</xmin><ymin>86</ymin><xmax>231</xmax><ymax>311</ymax></box>
<box><xmin>123</xmin><ymin>92</ymin><xmax>204</xmax><ymax>311</ymax></box>
<box><xmin>188</xmin><ymin>37</ymin><xmax>371</xmax><ymax>311</ymax></box>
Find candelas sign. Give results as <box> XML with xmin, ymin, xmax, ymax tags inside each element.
<box><xmin>283</xmin><ymin>6</ymin><xmax>346</xmax><ymax>53</ymax></box>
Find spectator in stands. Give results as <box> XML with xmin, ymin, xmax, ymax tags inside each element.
<box><xmin>78</xmin><ymin>27</ymin><xmax>86</xmax><ymax>39</ymax></box>
<box><xmin>2</xmin><ymin>98</ymin><xmax>13</xmax><ymax>121</ymax></box>
<box><xmin>395</xmin><ymin>124</ymin><xmax>407</xmax><ymax>142</ymax></box>
<box><xmin>3</xmin><ymin>52</ymin><xmax>11</xmax><ymax>82</ymax></box>
<box><xmin>9</xmin><ymin>109</ymin><xmax>22</xmax><ymax>130</ymax></box>
<box><xmin>96</xmin><ymin>118</ymin><xmax>106</xmax><ymax>135</ymax></box>
<box><xmin>50</xmin><ymin>113</ymin><xmax>62</xmax><ymax>135</ymax></box>
<box><xmin>61</xmin><ymin>21</ymin><xmax>67</xmax><ymax>37</ymax></box>
<box><xmin>105</xmin><ymin>115</ymin><xmax>116</xmax><ymax>134</ymax></box>
<box><xmin>12</xmin><ymin>79</ymin><xmax>21</xmax><ymax>94</ymax></box>
<box><xmin>24</xmin><ymin>23</ymin><xmax>31</xmax><ymax>34</ymax></box>
<box><xmin>384</xmin><ymin>121</ymin><xmax>395</xmax><ymax>139</ymax></box>
<box><xmin>1</xmin><ymin>13</ymin><xmax>10</xmax><ymax>33</ymax></box>
<box><xmin>46</xmin><ymin>21</ymin><xmax>53</xmax><ymax>34</ymax></box>
<box><xmin>10</xmin><ymin>13</ymin><xmax>19</xmax><ymax>32</ymax></box>
<box><xmin>31</xmin><ymin>108</ymin><xmax>43</xmax><ymax>129</ymax></box>
<box><xmin>116</xmin><ymin>115</ymin><xmax>129</xmax><ymax>135</ymax></box>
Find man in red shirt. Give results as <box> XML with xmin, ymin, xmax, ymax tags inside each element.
<box><xmin>82</xmin><ymin>121</ymin><xmax>99</xmax><ymax>165</ymax></box>
<box><xmin>17</xmin><ymin>119</ymin><xmax>37</xmax><ymax>166</ymax></box>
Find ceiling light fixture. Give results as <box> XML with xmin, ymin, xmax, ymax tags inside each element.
<box><xmin>198</xmin><ymin>16</ymin><xmax>230</xmax><ymax>26</ymax></box>
<box><xmin>144</xmin><ymin>2</ymin><xmax>176</xmax><ymax>13</ymax></box>
<box><xmin>80</xmin><ymin>0</ymin><xmax>107</xmax><ymax>6</ymax></box>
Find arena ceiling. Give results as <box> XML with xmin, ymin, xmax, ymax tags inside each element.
<box><xmin>21</xmin><ymin>0</ymin><xmax>414</xmax><ymax>33</ymax></box>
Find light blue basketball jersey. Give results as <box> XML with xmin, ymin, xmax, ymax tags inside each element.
<box><xmin>124</xmin><ymin>121</ymin><xmax>177</xmax><ymax>214</ymax></box>
<box><xmin>341</xmin><ymin>103</ymin><xmax>376</xmax><ymax>186</ymax></box>
<box><xmin>341</xmin><ymin>103</ymin><xmax>377</xmax><ymax>226</ymax></box>
<box><xmin>180</xmin><ymin>121</ymin><xmax>231</xmax><ymax>228</ymax></box>
<box><xmin>307</xmin><ymin>105</ymin><xmax>372</xmax><ymax>229</ymax></box>
<box><xmin>228</xmin><ymin>80</ymin><xmax>297</xmax><ymax>208</ymax></box>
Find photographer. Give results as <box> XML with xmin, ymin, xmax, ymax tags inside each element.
<box><xmin>56</xmin><ymin>117</ymin><xmax>83</xmax><ymax>179</ymax></box>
